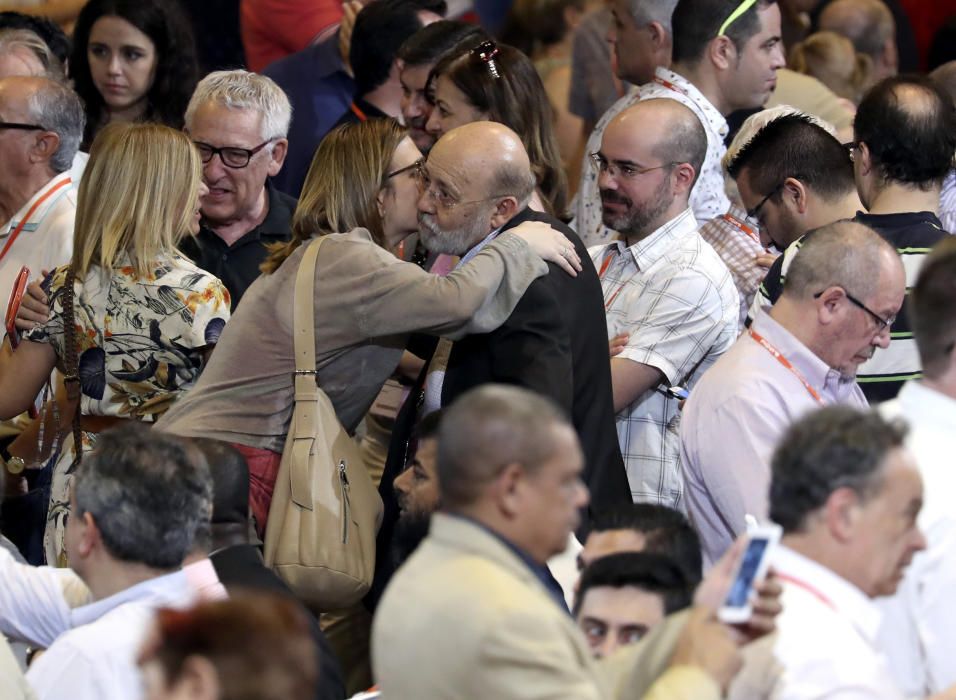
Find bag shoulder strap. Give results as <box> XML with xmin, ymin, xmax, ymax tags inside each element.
<box><xmin>292</xmin><ymin>237</ymin><xmax>326</xmax><ymax>400</ymax></box>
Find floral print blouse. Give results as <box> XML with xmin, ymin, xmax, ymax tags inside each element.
<box><xmin>25</xmin><ymin>253</ymin><xmax>231</xmax><ymax>421</ymax></box>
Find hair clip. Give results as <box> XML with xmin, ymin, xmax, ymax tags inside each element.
<box><xmin>473</xmin><ymin>40</ymin><xmax>501</xmax><ymax>80</ymax></box>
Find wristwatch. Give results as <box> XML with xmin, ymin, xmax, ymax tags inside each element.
<box><xmin>0</xmin><ymin>444</ymin><xmax>25</xmax><ymax>474</ymax></box>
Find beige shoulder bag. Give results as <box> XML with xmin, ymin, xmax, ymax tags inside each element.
<box><xmin>263</xmin><ymin>236</ymin><xmax>384</xmax><ymax>611</ymax></box>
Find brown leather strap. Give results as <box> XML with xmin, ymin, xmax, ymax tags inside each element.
<box><xmin>78</xmin><ymin>415</ymin><xmax>134</xmax><ymax>434</ymax></box>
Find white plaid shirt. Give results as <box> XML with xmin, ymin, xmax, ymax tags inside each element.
<box><xmin>698</xmin><ymin>204</ymin><xmax>766</xmax><ymax>331</ymax></box>
<box><xmin>571</xmin><ymin>67</ymin><xmax>731</xmax><ymax>248</ymax></box>
<box><xmin>590</xmin><ymin>208</ymin><xmax>739</xmax><ymax>507</ymax></box>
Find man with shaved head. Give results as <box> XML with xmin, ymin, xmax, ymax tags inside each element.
<box><xmin>591</xmin><ymin>99</ymin><xmax>737</xmax><ymax>510</ymax></box>
<box><xmin>819</xmin><ymin>0</ymin><xmax>897</xmax><ymax>83</ymax></box>
<box><xmin>681</xmin><ymin>221</ymin><xmax>905</xmax><ymax>565</ymax></box>
<box><xmin>384</xmin><ymin>121</ymin><xmax>628</xmax><ymax>533</ymax></box>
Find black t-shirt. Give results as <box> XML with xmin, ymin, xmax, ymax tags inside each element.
<box><xmin>181</xmin><ymin>184</ymin><xmax>296</xmax><ymax>309</ymax></box>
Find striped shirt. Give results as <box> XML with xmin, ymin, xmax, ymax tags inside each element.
<box><xmin>940</xmin><ymin>169</ymin><xmax>956</xmax><ymax>234</ymax></box>
<box><xmin>748</xmin><ymin>211</ymin><xmax>948</xmax><ymax>402</ymax></box>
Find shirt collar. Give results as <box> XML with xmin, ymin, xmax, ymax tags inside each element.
<box><xmin>457</xmin><ymin>227</ymin><xmax>502</xmax><ymax>268</ymax></box>
<box><xmin>653</xmin><ymin>67</ymin><xmax>729</xmax><ymax>138</ymax></box>
<box><xmin>4</xmin><ymin>171</ymin><xmax>73</xmax><ymax>233</ymax></box>
<box><xmin>774</xmin><ymin>545</ymin><xmax>882</xmax><ymax>644</ymax></box>
<box><xmin>607</xmin><ymin>208</ymin><xmax>698</xmax><ymax>272</ymax></box>
<box><xmin>750</xmin><ymin>305</ymin><xmax>848</xmax><ymax>393</ymax></box>
<box><xmin>199</xmin><ymin>182</ymin><xmax>293</xmax><ymax>245</ymax></box>
<box><xmin>71</xmin><ymin>569</ymin><xmax>194</xmax><ymax>628</ymax></box>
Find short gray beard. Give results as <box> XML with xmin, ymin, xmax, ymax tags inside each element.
<box><xmin>418</xmin><ymin>210</ymin><xmax>493</xmax><ymax>256</ymax></box>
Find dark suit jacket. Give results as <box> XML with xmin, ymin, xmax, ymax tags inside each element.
<box><xmin>367</xmin><ymin>209</ymin><xmax>629</xmax><ymax>609</ymax></box>
<box><xmin>211</xmin><ymin>545</ymin><xmax>346</xmax><ymax>700</ymax></box>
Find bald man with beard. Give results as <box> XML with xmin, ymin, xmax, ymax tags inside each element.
<box><xmin>380</xmin><ymin>121</ymin><xmax>629</xmax><ymax>546</ymax></box>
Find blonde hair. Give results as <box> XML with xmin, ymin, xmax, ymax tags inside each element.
<box><xmin>789</xmin><ymin>31</ymin><xmax>873</xmax><ymax>104</ymax></box>
<box><xmin>72</xmin><ymin>122</ymin><xmax>201</xmax><ymax>279</ymax></box>
<box><xmin>0</xmin><ymin>28</ymin><xmax>64</xmax><ymax>81</ymax></box>
<box><xmin>261</xmin><ymin>119</ymin><xmax>407</xmax><ymax>274</ymax></box>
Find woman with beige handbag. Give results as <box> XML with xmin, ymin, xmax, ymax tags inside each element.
<box><xmin>156</xmin><ymin>118</ymin><xmax>579</xmax><ymax>611</ymax></box>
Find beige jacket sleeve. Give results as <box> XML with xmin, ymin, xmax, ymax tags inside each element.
<box><xmin>0</xmin><ymin>634</ymin><xmax>34</xmax><ymax>700</ymax></box>
<box><xmin>335</xmin><ymin>231</ymin><xmax>549</xmax><ymax>341</ymax></box>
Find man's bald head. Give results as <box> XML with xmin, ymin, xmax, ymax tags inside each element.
<box><xmin>610</xmin><ymin>99</ymin><xmax>707</xmax><ymax>187</ymax></box>
<box><xmin>429</xmin><ymin>121</ymin><xmax>536</xmax><ymax>205</ymax></box>
<box><xmin>819</xmin><ymin>0</ymin><xmax>896</xmax><ymax>77</ymax></box>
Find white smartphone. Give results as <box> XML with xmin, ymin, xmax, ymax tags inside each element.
<box><xmin>717</xmin><ymin>524</ymin><xmax>782</xmax><ymax>624</ymax></box>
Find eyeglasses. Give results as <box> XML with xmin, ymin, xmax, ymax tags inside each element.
<box><xmin>386</xmin><ymin>158</ymin><xmax>424</xmax><ymax>181</ymax></box>
<box><xmin>193</xmin><ymin>139</ymin><xmax>273</xmax><ymax>169</ymax></box>
<box><xmin>814</xmin><ymin>288</ymin><xmax>896</xmax><ymax>332</ymax></box>
<box><xmin>419</xmin><ymin>166</ymin><xmax>504</xmax><ymax>210</ymax></box>
<box><xmin>0</xmin><ymin>121</ymin><xmax>47</xmax><ymax>132</ymax></box>
<box><xmin>717</xmin><ymin>0</ymin><xmax>759</xmax><ymax>37</ymax></box>
<box><xmin>746</xmin><ymin>181</ymin><xmax>784</xmax><ymax>221</ymax></box>
<box><xmin>472</xmin><ymin>40</ymin><xmax>502</xmax><ymax>80</ymax></box>
<box><xmin>589</xmin><ymin>152</ymin><xmax>676</xmax><ymax>180</ymax></box>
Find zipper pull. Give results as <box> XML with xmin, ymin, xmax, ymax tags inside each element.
<box><xmin>339</xmin><ymin>460</ymin><xmax>349</xmax><ymax>485</ymax></box>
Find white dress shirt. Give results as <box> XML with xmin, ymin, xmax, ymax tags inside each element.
<box><xmin>590</xmin><ymin>208</ymin><xmax>738</xmax><ymax>507</ymax></box>
<box><xmin>730</xmin><ymin>545</ymin><xmax>904</xmax><ymax>700</ymax></box>
<box><xmin>0</xmin><ymin>548</ymin><xmax>197</xmax><ymax>700</ymax></box>
<box><xmin>878</xmin><ymin>381</ymin><xmax>956</xmax><ymax>696</ymax></box>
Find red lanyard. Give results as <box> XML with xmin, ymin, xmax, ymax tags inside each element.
<box><xmin>350</xmin><ymin>102</ymin><xmax>368</xmax><ymax>121</ymax></box>
<box><xmin>597</xmin><ymin>251</ymin><xmax>638</xmax><ymax>311</ymax></box>
<box><xmin>653</xmin><ymin>76</ymin><xmax>687</xmax><ymax>95</ymax></box>
<box><xmin>0</xmin><ymin>176</ymin><xmax>72</xmax><ymax>266</ymax></box>
<box><xmin>721</xmin><ymin>212</ymin><xmax>760</xmax><ymax>244</ymax></box>
<box><xmin>748</xmin><ymin>328</ymin><xmax>825</xmax><ymax>405</ymax></box>
<box><xmin>776</xmin><ymin>573</ymin><xmax>836</xmax><ymax>611</ymax></box>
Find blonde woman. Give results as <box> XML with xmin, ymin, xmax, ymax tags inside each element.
<box><xmin>0</xmin><ymin>121</ymin><xmax>230</xmax><ymax>565</ymax></box>
<box><xmin>157</xmin><ymin>118</ymin><xmax>577</xmax><ymax>533</ymax></box>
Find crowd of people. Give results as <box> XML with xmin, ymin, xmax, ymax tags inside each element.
<box><xmin>0</xmin><ymin>0</ymin><xmax>953</xmax><ymax>698</ymax></box>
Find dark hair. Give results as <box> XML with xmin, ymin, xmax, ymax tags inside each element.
<box><xmin>727</xmin><ymin>113</ymin><xmax>855</xmax><ymax>201</ymax></box>
<box><xmin>910</xmin><ymin>237</ymin><xmax>956</xmax><ymax>379</ymax></box>
<box><xmin>854</xmin><ymin>75</ymin><xmax>956</xmax><ymax>189</ymax></box>
<box><xmin>430</xmin><ymin>42</ymin><xmax>568</xmax><ymax>216</ymax></box>
<box><xmin>498</xmin><ymin>0</ymin><xmax>586</xmax><ymax>55</ymax></box>
<box><xmin>414</xmin><ymin>408</ymin><xmax>444</xmax><ymax>442</ymax></box>
<box><xmin>187</xmin><ymin>438</ymin><xmax>250</xmax><ymax>552</ymax></box>
<box><xmin>575</xmin><ymin>552</ymin><xmax>693</xmax><ymax>616</ymax></box>
<box><xmin>144</xmin><ymin>594</ymin><xmax>317</xmax><ymax>700</ymax></box>
<box><xmin>350</xmin><ymin>0</ymin><xmax>447</xmax><ymax>96</ymax></box>
<box><xmin>590</xmin><ymin>503</ymin><xmax>702</xmax><ymax>587</ymax></box>
<box><xmin>0</xmin><ymin>11</ymin><xmax>69</xmax><ymax>63</ymax></box>
<box><xmin>73</xmin><ymin>424</ymin><xmax>212</xmax><ymax>569</ymax></box>
<box><xmin>769</xmin><ymin>406</ymin><xmax>907</xmax><ymax>533</ymax></box>
<box><xmin>69</xmin><ymin>0</ymin><xmax>199</xmax><ymax>147</ymax></box>
<box><xmin>398</xmin><ymin>20</ymin><xmax>487</xmax><ymax>68</ymax></box>
<box><xmin>672</xmin><ymin>0</ymin><xmax>777</xmax><ymax>64</ymax></box>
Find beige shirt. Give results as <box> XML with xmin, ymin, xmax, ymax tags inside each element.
<box><xmin>156</xmin><ymin>228</ymin><xmax>547</xmax><ymax>451</ymax></box>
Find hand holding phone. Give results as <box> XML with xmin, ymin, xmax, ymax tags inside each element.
<box><xmin>5</xmin><ymin>266</ymin><xmax>30</xmax><ymax>348</ymax></box>
<box><xmin>717</xmin><ymin>524</ymin><xmax>781</xmax><ymax>624</ymax></box>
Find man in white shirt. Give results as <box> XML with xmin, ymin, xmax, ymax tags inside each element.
<box><xmin>0</xmin><ymin>426</ymin><xmax>211</xmax><ymax>700</ymax></box>
<box><xmin>877</xmin><ymin>238</ymin><xmax>956</xmax><ymax>697</ymax></box>
<box><xmin>574</xmin><ymin>0</ymin><xmax>787</xmax><ymax>246</ymax></box>
<box><xmin>729</xmin><ymin>405</ymin><xmax>950</xmax><ymax>700</ymax></box>
<box><xmin>681</xmin><ymin>221</ymin><xmax>904</xmax><ymax>565</ymax></box>
<box><xmin>589</xmin><ymin>98</ymin><xmax>738</xmax><ymax>507</ymax></box>
<box><xmin>0</xmin><ymin>75</ymin><xmax>83</xmax><ymax>332</ymax></box>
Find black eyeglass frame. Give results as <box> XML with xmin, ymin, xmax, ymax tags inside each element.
<box><xmin>0</xmin><ymin>121</ymin><xmax>47</xmax><ymax>132</ymax></box>
<box><xmin>813</xmin><ymin>288</ymin><xmax>895</xmax><ymax>332</ymax></box>
<box><xmin>193</xmin><ymin>139</ymin><xmax>273</xmax><ymax>169</ymax></box>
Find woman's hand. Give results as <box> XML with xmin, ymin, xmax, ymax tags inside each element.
<box><xmin>510</xmin><ymin>221</ymin><xmax>582</xmax><ymax>276</ymax></box>
<box><xmin>14</xmin><ymin>279</ymin><xmax>50</xmax><ymax>332</ymax></box>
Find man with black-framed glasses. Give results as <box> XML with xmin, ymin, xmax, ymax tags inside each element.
<box><xmin>179</xmin><ymin>70</ymin><xmax>295</xmax><ymax>309</ymax></box>
<box><xmin>681</xmin><ymin>221</ymin><xmax>904</xmax><ymax>566</ymax></box>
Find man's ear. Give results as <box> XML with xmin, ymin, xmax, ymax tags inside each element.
<box><xmin>782</xmin><ymin>177</ymin><xmax>809</xmax><ymax>215</ymax></box>
<box><xmin>647</xmin><ymin>20</ymin><xmax>668</xmax><ymax>50</ymax></box>
<box><xmin>489</xmin><ymin>196</ymin><xmax>521</xmax><ymax>229</ymax></box>
<box><xmin>267</xmin><ymin>138</ymin><xmax>288</xmax><ymax>176</ymax></box>
<box><xmin>671</xmin><ymin>163</ymin><xmax>696</xmax><ymax>196</ymax></box>
<box><xmin>709</xmin><ymin>35</ymin><xmax>737</xmax><ymax>72</ymax></box>
<box><xmin>814</xmin><ymin>285</ymin><xmax>845</xmax><ymax>327</ymax></box>
<box><xmin>823</xmin><ymin>487</ymin><xmax>861</xmax><ymax>544</ymax></box>
<box><xmin>31</xmin><ymin>131</ymin><xmax>60</xmax><ymax>166</ymax></box>
<box><xmin>855</xmin><ymin>141</ymin><xmax>873</xmax><ymax>178</ymax></box>
<box><xmin>492</xmin><ymin>462</ymin><xmax>526</xmax><ymax>518</ymax></box>
<box><xmin>174</xmin><ymin>655</ymin><xmax>221</xmax><ymax>700</ymax></box>
<box><xmin>76</xmin><ymin>510</ymin><xmax>100</xmax><ymax>559</ymax></box>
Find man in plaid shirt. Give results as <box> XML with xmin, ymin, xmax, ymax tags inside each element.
<box><xmin>589</xmin><ymin>99</ymin><xmax>737</xmax><ymax>508</ymax></box>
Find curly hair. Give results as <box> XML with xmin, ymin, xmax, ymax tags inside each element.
<box><xmin>69</xmin><ymin>0</ymin><xmax>199</xmax><ymax>148</ymax></box>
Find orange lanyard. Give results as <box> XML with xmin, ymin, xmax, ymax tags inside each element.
<box><xmin>653</xmin><ymin>76</ymin><xmax>687</xmax><ymax>95</ymax></box>
<box><xmin>598</xmin><ymin>251</ymin><xmax>638</xmax><ymax>312</ymax></box>
<box><xmin>748</xmin><ymin>328</ymin><xmax>825</xmax><ymax>405</ymax></box>
<box><xmin>0</xmin><ymin>176</ymin><xmax>72</xmax><ymax>266</ymax></box>
<box><xmin>721</xmin><ymin>212</ymin><xmax>760</xmax><ymax>244</ymax></box>
<box><xmin>776</xmin><ymin>573</ymin><xmax>835</xmax><ymax>611</ymax></box>
<box><xmin>350</xmin><ymin>101</ymin><xmax>368</xmax><ymax>121</ymax></box>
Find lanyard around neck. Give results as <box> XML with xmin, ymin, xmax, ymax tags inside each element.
<box><xmin>0</xmin><ymin>176</ymin><xmax>72</xmax><ymax>266</ymax></box>
<box><xmin>598</xmin><ymin>249</ymin><xmax>639</xmax><ymax>312</ymax></box>
<box><xmin>748</xmin><ymin>328</ymin><xmax>825</xmax><ymax>405</ymax></box>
